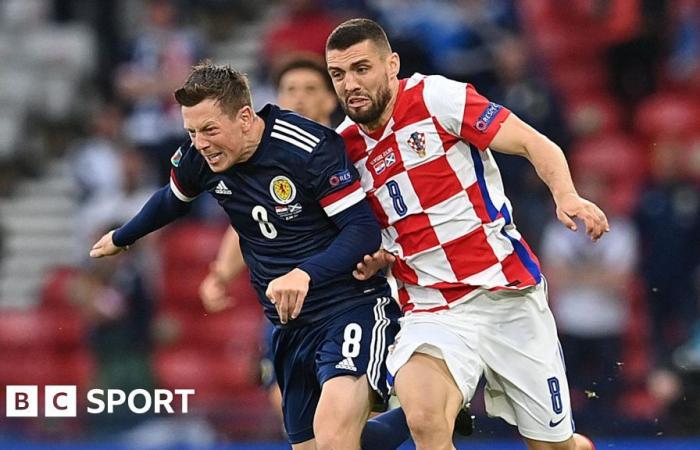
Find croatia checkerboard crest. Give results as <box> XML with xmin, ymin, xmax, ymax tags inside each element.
<box><xmin>407</xmin><ymin>131</ymin><xmax>427</xmax><ymax>157</ymax></box>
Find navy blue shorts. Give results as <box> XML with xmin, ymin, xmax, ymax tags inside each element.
<box><xmin>272</xmin><ymin>294</ymin><xmax>400</xmax><ymax>444</ymax></box>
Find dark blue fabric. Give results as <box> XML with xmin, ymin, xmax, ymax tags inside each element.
<box><xmin>170</xmin><ymin>104</ymin><xmax>387</xmax><ymax>325</ymax></box>
<box><xmin>298</xmin><ymin>200</ymin><xmax>381</xmax><ymax>285</ymax></box>
<box><xmin>272</xmin><ymin>293</ymin><xmax>400</xmax><ymax>444</ymax></box>
<box><xmin>112</xmin><ymin>186</ymin><xmax>191</xmax><ymax>247</ymax></box>
<box><xmin>361</xmin><ymin>407</ymin><xmax>411</xmax><ymax>450</ymax></box>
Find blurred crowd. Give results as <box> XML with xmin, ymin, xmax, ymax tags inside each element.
<box><xmin>0</xmin><ymin>0</ymin><xmax>699</xmax><ymax>443</ymax></box>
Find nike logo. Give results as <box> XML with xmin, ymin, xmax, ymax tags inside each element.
<box><xmin>549</xmin><ymin>416</ymin><xmax>566</xmax><ymax>427</ymax></box>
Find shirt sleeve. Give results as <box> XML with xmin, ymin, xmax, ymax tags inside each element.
<box><xmin>169</xmin><ymin>141</ymin><xmax>204</xmax><ymax>202</ymax></box>
<box><xmin>423</xmin><ymin>75</ymin><xmax>511</xmax><ymax>151</ymax></box>
<box><xmin>305</xmin><ymin>131</ymin><xmax>366</xmax><ymax>217</ymax></box>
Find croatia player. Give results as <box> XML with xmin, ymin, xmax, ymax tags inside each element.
<box><xmin>326</xmin><ymin>19</ymin><xmax>605</xmax><ymax>450</ymax></box>
<box><xmin>90</xmin><ymin>62</ymin><xmax>401</xmax><ymax>450</ymax></box>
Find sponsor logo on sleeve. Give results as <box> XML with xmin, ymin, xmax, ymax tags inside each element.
<box><xmin>474</xmin><ymin>102</ymin><xmax>502</xmax><ymax>133</ymax></box>
<box><xmin>170</xmin><ymin>147</ymin><xmax>183</xmax><ymax>167</ymax></box>
<box><xmin>329</xmin><ymin>169</ymin><xmax>353</xmax><ymax>187</ymax></box>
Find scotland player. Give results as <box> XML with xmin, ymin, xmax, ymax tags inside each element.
<box><xmin>90</xmin><ymin>62</ymin><xmax>401</xmax><ymax>450</ymax></box>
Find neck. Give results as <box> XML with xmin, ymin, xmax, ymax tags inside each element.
<box><xmin>359</xmin><ymin>78</ymin><xmax>400</xmax><ymax>134</ymax></box>
<box><xmin>237</xmin><ymin>115</ymin><xmax>265</xmax><ymax>163</ymax></box>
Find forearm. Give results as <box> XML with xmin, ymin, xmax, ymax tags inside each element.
<box><xmin>490</xmin><ymin>114</ymin><xmax>578</xmax><ymax>203</ymax></box>
<box><xmin>522</xmin><ymin>133</ymin><xmax>578</xmax><ymax>203</ymax></box>
<box><xmin>298</xmin><ymin>201</ymin><xmax>382</xmax><ymax>285</ymax></box>
<box><xmin>212</xmin><ymin>227</ymin><xmax>247</xmax><ymax>281</ymax></box>
<box><xmin>113</xmin><ymin>186</ymin><xmax>191</xmax><ymax>247</ymax></box>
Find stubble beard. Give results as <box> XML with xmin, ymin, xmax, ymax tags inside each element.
<box><xmin>343</xmin><ymin>78</ymin><xmax>392</xmax><ymax>128</ymax></box>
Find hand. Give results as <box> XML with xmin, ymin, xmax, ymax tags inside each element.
<box><xmin>199</xmin><ymin>263</ymin><xmax>235</xmax><ymax>313</ymax></box>
<box><xmin>555</xmin><ymin>193</ymin><xmax>610</xmax><ymax>241</ymax></box>
<box><xmin>353</xmin><ymin>249</ymin><xmax>396</xmax><ymax>281</ymax></box>
<box><xmin>265</xmin><ymin>268</ymin><xmax>311</xmax><ymax>324</ymax></box>
<box><xmin>89</xmin><ymin>230</ymin><xmax>128</xmax><ymax>258</ymax></box>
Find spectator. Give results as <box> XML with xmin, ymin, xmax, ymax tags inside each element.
<box><xmin>635</xmin><ymin>137</ymin><xmax>700</xmax><ymax>362</ymax></box>
<box><xmin>68</xmin><ymin>225</ymin><xmax>156</xmax><ymax>431</ymax></box>
<box><xmin>115</xmin><ymin>0</ymin><xmax>205</xmax><ymax>183</ymax></box>
<box><xmin>69</xmin><ymin>103</ymin><xmax>124</xmax><ymax>203</ymax></box>
<box><xmin>542</xmin><ymin>171</ymin><xmax>639</xmax><ymax>429</ymax></box>
<box><xmin>74</xmin><ymin>147</ymin><xmax>158</xmax><ymax>260</ymax></box>
<box><xmin>486</xmin><ymin>33</ymin><xmax>570</xmax><ymax>251</ymax></box>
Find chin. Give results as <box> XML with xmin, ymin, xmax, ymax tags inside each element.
<box><xmin>207</xmin><ymin>163</ymin><xmax>227</xmax><ymax>173</ymax></box>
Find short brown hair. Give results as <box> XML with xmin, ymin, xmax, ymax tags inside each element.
<box><xmin>326</xmin><ymin>18</ymin><xmax>392</xmax><ymax>55</ymax></box>
<box><xmin>273</xmin><ymin>55</ymin><xmax>334</xmax><ymax>93</ymax></box>
<box><xmin>174</xmin><ymin>61</ymin><xmax>252</xmax><ymax>116</ymax></box>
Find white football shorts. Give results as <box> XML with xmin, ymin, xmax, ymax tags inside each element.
<box><xmin>386</xmin><ymin>279</ymin><xmax>574</xmax><ymax>442</ymax></box>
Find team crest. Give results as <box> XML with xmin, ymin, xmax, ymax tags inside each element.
<box><xmin>407</xmin><ymin>132</ymin><xmax>427</xmax><ymax>157</ymax></box>
<box><xmin>269</xmin><ymin>175</ymin><xmax>296</xmax><ymax>205</ymax></box>
<box><xmin>170</xmin><ymin>147</ymin><xmax>182</xmax><ymax>167</ymax></box>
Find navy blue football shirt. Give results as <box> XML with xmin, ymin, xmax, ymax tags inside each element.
<box><xmin>169</xmin><ymin>104</ymin><xmax>387</xmax><ymax>324</ymax></box>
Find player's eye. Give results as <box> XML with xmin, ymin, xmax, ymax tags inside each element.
<box><xmin>357</xmin><ymin>66</ymin><xmax>369</xmax><ymax>74</ymax></box>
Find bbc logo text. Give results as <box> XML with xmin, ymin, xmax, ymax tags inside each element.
<box><xmin>5</xmin><ymin>386</ymin><xmax>195</xmax><ymax>417</ymax></box>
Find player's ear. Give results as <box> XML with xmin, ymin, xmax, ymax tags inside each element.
<box><xmin>238</xmin><ymin>105</ymin><xmax>254</xmax><ymax>130</ymax></box>
<box><xmin>388</xmin><ymin>52</ymin><xmax>400</xmax><ymax>79</ymax></box>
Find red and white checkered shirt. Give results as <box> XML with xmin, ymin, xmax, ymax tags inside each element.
<box><xmin>337</xmin><ymin>73</ymin><xmax>542</xmax><ymax>313</ymax></box>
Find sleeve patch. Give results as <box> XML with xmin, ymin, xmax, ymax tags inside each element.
<box><xmin>474</xmin><ymin>102</ymin><xmax>503</xmax><ymax>133</ymax></box>
<box><xmin>170</xmin><ymin>147</ymin><xmax>183</xmax><ymax>167</ymax></box>
<box><xmin>329</xmin><ymin>169</ymin><xmax>353</xmax><ymax>188</ymax></box>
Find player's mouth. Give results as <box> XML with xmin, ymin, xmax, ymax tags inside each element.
<box><xmin>347</xmin><ymin>96</ymin><xmax>371</xmax><ymax>109</ymax></box>
<box><xmin>204</xmin><ymin>152</ymin><xmax>224</xmax><ymax>164</ymax></box>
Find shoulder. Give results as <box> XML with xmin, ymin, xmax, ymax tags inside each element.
<box><xmin>335</xmin><ymin>117</ymin><xmax>367</xmax><ymax>163</ymax></box>
<box><xmin>420</xmin><ymin>73</ymin><xmax>469</xmax><ymax>96</ymax></box>
<box><xmin>269</xmin><ymin>110</ymin><xmax>333</xmax><ymax>155</ymax></box>
<box><xmin>171</xmin><ymin>139</ymin><xmax>204</xmax><ymax>169</ymax></box>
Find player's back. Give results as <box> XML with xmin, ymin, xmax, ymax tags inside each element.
<box><xmin>171</xmin><ymin>105</ymin><xmax>388</xmax><ymax>324</ymax></box>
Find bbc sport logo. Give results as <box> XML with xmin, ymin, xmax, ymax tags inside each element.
<box><xmin>5</xmin><ymin>385</ymin><xmax>195</xmax><ymax>417</ymax></box>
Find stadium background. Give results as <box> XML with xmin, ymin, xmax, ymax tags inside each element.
<box><xmin>0</xmin><ymin>0</ymin><xmax>698</xmax><ymax>448</ymax></box>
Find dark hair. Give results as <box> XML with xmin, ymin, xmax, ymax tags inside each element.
<box><xmin>326</xmin><ymin>18</ymin><xmax>392</xmax><ymax>55</ymax></box>
<box><xmin>174</xmin><ymin>61</ymin><xmax>252</xmax><ymax>116</ymax></box>
<box><xmin>273</xmin><ymin>56</ymin><xmax>334</xmax><ymax>93</ymax></box>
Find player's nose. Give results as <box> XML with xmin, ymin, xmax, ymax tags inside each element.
<box><xmin>194</xmin><ymin>133</ymin><xmax>210</xmax><ymax>151</ymax></box>
<box><xmin>342</xmin><ymin>72</ymin><xmax>360</xmax><ymax>92</ymax></box>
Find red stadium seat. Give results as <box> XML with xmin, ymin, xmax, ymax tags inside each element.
<box><xmin>531</xmin><ymin>25</ymin><xmax>604</xmax><ymax>67</ymax></box>
<box><xmin>160</xmin><ymin>265</ymin><xmax>211</xmax><ymax>308</ymax></box>
<box><xmin>39</xmin><ymin>266</ymin><xmax>80</xmax><ymax>312</ymax></box>
<box><xmin>548</xmin><ymin>62</ymin><xmax>609</xmax><ymax>100</ymax></box>
<box><xmin>157</xmin><ymin>309</ymin><xmax>263</xmax><ymax>350</ymax></box>
<box><xmin>0</xmin><ymin>309</ymin><xmax>86</xmax><ymax>351</ymax></box>
<box><xmin>159</xmin><ymin>221</ymin><xmax>228</xmax><ymax>270</ymax></box>
<box><xmin>634</xmin><ymin>92</ymin><xmax>700</xmax><ymax>139</ymax></box>
<box><xmin>571</xmin><ymin>133</ymin><xmax>646</xmax><ymax>181</ymax></box>
<box><xmin>571</xmin><ymin>133</ymin><xmax>646</xmax><ymax>214</ymax></box>
<box><xmin>153</xmin><ymin>348</ymin><xmax>259</xmax><ymax>393</ymax></box>
<box><xmin>0</xmin><ymin>349</ymin><xmax>94</xmax><ymax>389</ymax></box>
<box><xmin>565</xmin><ymin>94</ymin><xmax>623</xmax><ymax>137</ymax></box>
